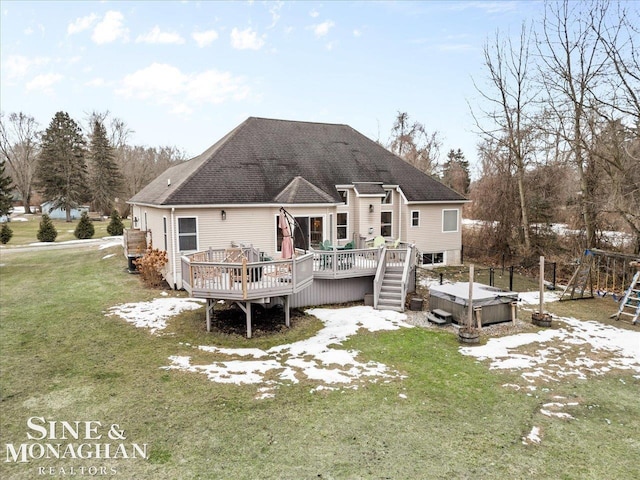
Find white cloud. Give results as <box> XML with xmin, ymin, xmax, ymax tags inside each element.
<box><xmin>24</xmin><ymin>26</ymin><xmax>33</xmax><ymax>35</ymax></box>
<box><xmin>136</xmin><ymin>26</ymin><xmax>185</xmax><ymax>45</ymax></box>
<box><xmin>92</xmin><ymin>11</ymin><xmax>128</xmax><ymax>44</ymax></box>
<box><xmin>353</xmin><ymin>29</ymin><xmax>362</xmax><ymax>37</ymax></box>
<box><xmin>230</xmin><ymin>27</ymin><xmax>265</xmax><ymax>50</ymax></box>
<box><xmin>268</xmin><ymin>1</ymin><xmax>283</xmax><ymax>28</ymax></box>
<box><xmin>68</xmin><ymin>13</ymin><xmax>98</xmax><ymax>35</ymax></box>
<box><xmin>116</xmin><ymin>63</ymin><xmax>250</xmax><ymax>112</ymax></box>
<box><xmin>85</xmin><ymin>78</ymin><xmax>105</xmax><ymax>87</ymax></box>
<box><xmin>192</xmin><ymin>29</ymin><xmax>218</xmax><ymax>47</ymax></box>
<box><xmin>309</xmin><ymin>9</ymin><xmax>320</xmax><ymax>18</ymax></box>
<box><xmin>3</xmin><ymin>55</ymin><xmax>49</xmax><ymax>80</ymax></box>
<box><xmin>26</xmin><ymin>73</ymin><xmax>63</xmax><ymax>93</ymax></box>
<box><xmin>312</xmin><ymin>20</ymin><xmax>334</xmax><ymax>38</ymax></box>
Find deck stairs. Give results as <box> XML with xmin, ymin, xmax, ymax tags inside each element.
<box><xmin>377</xmin><ymin>266</ymin><xmax>405</xmax><ymax>311</ymax></box>
<box><xmin>614</xmin><ymin>270</ymin><xmax>640</xmax><ymax>324</ymax></box>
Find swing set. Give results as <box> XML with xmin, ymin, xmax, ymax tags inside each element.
<box><xmin>560</xmin><ymin>248</ymin><xmax>640</xmax><ymax>301</ymax></box>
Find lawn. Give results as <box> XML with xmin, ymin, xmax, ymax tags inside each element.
<box><xmin>1</xmin><ymin>244</ymin><xmax>638</xmax><ymax>479</ymax></box>
<box><xmin>1</xmin><ymin>213</ymin><xmax>115</xmax><ymax>246</ymax></box>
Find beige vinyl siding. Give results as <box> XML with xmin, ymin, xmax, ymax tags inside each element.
<box><xmin>404</xmin><ymin>203</ymin><xmax>462</xmax><ymax>265</ymax></box>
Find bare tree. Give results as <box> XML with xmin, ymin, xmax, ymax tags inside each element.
<box><xmin>537</xmin><ymin>0</ymin><xmax>611</xmax><ymax>249</ymax></box>
<box><xmin>0</xmin><ymin>112</ymin><xmax>40</xmax><ymax>214</ymax></box>
<box><xmin>472</xmin><ymin>24</ymin><xmax>538</xmax><ymax>251</ymax></box>
<box><xmin>388</xmin><ymin>112</ymin><xmax>441</xmax><ymax>176</ymax></box>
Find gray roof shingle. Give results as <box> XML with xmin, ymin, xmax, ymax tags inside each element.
<box><xmin>129</xmin><ymin>117</ymin><xmax>467</xmax><ymax>206</ymax></box>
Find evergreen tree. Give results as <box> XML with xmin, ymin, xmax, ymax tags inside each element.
<box><xmin>107</xmin><ymin>209</ymin><xmax>124</xmax><ymax>236</ymax></box>
<box><xmin>0</xmin><ymin>160</ymin><xmax>13</xmax><ymax>217</ymax></box>
<box><xmin>36</xmin><ymin>112</ymin><xmax>88</xmax><ymax>222</ymax></box>
<box><xmin>74</xmin><ymin>211</ymin><xmax>95</xmax><ymax>239</ymax></box>
<box><xmin>37</xmin><ymin>214</ymin><xmax>57</xmax><ymax>242</ymax></box>
<box><xmin>0</xmin><ymin>223</ymin><xmax>12</xmax><ymax>244</ymax></box>
<box><xmin>88</xmin><ymin>119</ymin><xmax>122</xmax><ymax>215</ymax></box>
<box><xmin>442</xmin><ymin>149</ymin><xmax>471</xmax><ymax>195</ymax></box>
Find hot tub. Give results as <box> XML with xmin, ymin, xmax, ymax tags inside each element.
<box><xmin>428</xmin><ymin>282</ymin><xmax>518</xmax><ymax>326</ymax></box>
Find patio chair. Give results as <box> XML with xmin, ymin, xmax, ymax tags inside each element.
<box><xmin>372</xmin><ymin>236</ymin><xmax>385</xmax><ymax>248</ymax></box>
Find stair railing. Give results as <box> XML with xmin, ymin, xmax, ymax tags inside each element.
<box><xmin>399</xmin><ymin>244</ymin><xmax>415</xmax><ymax>312</ymax></box>
<box><xmin>373</xmin><ymin>246</ymin><xmax>387</xmax><ymax>309</ymax></box>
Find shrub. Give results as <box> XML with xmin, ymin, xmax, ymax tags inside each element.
<box><xmin>0</xmin><ymin>222</ymin><xmax>13</xmax><ymax>244</ymax></box>
<box><xmin>106</xmin><ymin>209</ymin><xmax>124</xmax><ymax>236</ymax></box>
<box><xmin>37</xmin><ymin>214</ymin><xmax>58</xmax><ymax>242</ymax></box>
<box><xmin>134</xmin><ymin>243</ymin><xmax>168</xmax><ymax>288</ymax></box>
<box><xmin>74</xmin><ymin>211</ymin><xmax>95</xmax><ymax>239</ymax></box>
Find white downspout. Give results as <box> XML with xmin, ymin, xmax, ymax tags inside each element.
<box><xmin>171</xmin><ymin>207</ymin><xmax>177</xmax><ymax>289</ymax></box>
<box><xmin>397</xmin><ymin>187</ymin><xmax>402</xmax><ymax>242</ymax></box>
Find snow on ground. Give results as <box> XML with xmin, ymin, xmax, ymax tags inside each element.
<box><xmin>106</xmin><ymin>299</ymin><xmax>412</xmax><ymax>397</ymax></box>
<box><xmin>459</xmin><ymin>316</ymin><xmax>640</xmax><ymax>380</ymax></box>
<box><xmin>106</xmin><ymin>297</ymin><xmax>205</xmax><ymax>334</ymax></box>
<box><xmin>461</xmin><ymin>313</ymin><xmax>640</xmax><ymax>444</ymax></box>
<box><xmin>163</xmin><ymin>306</ymin><xmax>413</xmax><ymax>397</ymax></box>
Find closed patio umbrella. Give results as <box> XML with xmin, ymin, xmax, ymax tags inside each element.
<box><xmin>279</xmin><ymin>211</ymin><xmax>294</xmax><ymax>259</ymax></box>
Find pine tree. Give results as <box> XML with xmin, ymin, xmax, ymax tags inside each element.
<box><xmin>0</xmin><ymin>223</ymin><xmax>12</xmax><ymax>244</ymax></box>
<box><xmin>36</xmin><ymin>112</ymin><xmax>88</xmax><ymax>222</ymax></box>
<box><xmin>89</xmin><ymin>119</ymin><xmax>122</xmax><ymax>215</ymax></box>
<box><xmin>107</xmin><ymin>209</ymin><xmax>124</xmax><ymax>236</ymax></box>
<box><xmin>37</xmin><ymin>214</ymin><xmax>57</xmax><ymax>242</ymax></box>
<box><xmin>442</xmin><ymin>149</ymin><xmax>471</xmax><ymax>195</ymax></box>
<box><xmin>0</xmin><ymin>160</ymin><xmax>13</xmax><ymax>218</ymax></box>
<box><xmin>74</xmin><ymin>211</ymin><xmax>95</xmax><ymax>239</ymax></box>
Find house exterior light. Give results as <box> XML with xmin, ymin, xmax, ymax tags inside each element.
<box><xmin>221</xmin><ymin>210</ymin><xmax>226</xmax><ymax>220</ymax></box>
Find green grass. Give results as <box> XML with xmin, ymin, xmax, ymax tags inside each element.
<box><xmin>1</xmin><ymin>214</ymin><xmax>113</xmax><ymax>246</ymax></box>
<box><xmin>1</xmin><ymin>247</ymin><xmax>639</xmax><ymax>479</ymax></box>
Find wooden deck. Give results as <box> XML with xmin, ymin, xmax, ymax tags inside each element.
<box><xmin>181</xmin><ymin>247</ymin><xmax>387</xmax><ymax>300</ymax></box>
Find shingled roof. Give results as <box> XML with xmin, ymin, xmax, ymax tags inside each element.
<box><xmin>129</xmin><ymin>117</ymin><xmax>467</xmax><ymax>206</ymax></box>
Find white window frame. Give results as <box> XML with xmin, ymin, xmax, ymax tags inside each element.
<box><xmin>411</xmin><ymin>210</ymin><xmax>420</xmax><ymax>227</ymax></box>
<box><xmin>337</xmin><ymin>189</ymin><xmax>348</xmax><ymax>205</ymax></box>
<box><xmin>381</xmin><ymin>211</ymin><xmax>392</xmax><ymax>237</ymax></box>
<box><xmin>422</xmin><ymin>252</ymin><xmax>445</xmax><ymax>266</ymax></box>
<box><xmin>177</xmin><ymin>216</ymin><xmax>198</xmax><ymax>252</ymax></box>
<box><xmin>382</xmin><ymin>189</ymin><xmax>393</xmax><ymax>205</ymax></box>
<box><xmin>442</xmin><ymin>209</ymin><xmax>459</xmax><ymax>233</ymax></box>
<box><xmin>336</xmin><ymin>212</ymin><xmax>348</xmax><ymax>240</ymax></box>
<box><xmin>163</xmin><ymin>216</ymin><xmax>168</xmax><ymax>251</ymax></box>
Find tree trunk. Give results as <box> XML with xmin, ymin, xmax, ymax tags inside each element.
<box><xmin>66</xmin><ymin>205</ymin><xmax>72</xmax><ymax>223</ymax></box>
<box><xmin>516</xmin><ymin>161</ymin><xmax>531</xmax><ymax>250</ymax></box>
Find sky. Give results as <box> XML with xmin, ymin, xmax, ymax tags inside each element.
<box><xmin>1</xmin><ymin>1</ymin><xmax>545</xmax><ymax>176</ymax></box>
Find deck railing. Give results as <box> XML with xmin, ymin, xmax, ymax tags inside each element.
<box><xmin>311</xmin><ymin>247</ymin><xmax>381</xmax><ymax>279</ymax></box>
<box><xmin>181</xmin><ymin>250</ymin><xmax>314</xmax><ymax>300</ymax></box>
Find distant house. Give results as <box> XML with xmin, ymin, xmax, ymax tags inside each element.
<box><xmin>40</xmin><ymin>202</ymin><xmax>89</xmax><ymax>220</ymax></box>
<box><xmin>127</xmin><ymin>117</ymin><xmax>467</xmax><ymax>322</ymax></box>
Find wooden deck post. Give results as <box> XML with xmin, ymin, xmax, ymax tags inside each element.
<box><xmin>284</xmin><ymin>295</ymin><xmax>290</xmax><ymax>328</ymax></box>
<box><xmin>246</xmin><ymin>301</ymin><xmax>252</xmax><ymax>339</ymax></box>
<box><xmin>242</xmin><ymin>257</ymin><xmax>248</xmax><ymax>300</ymax></box>
<box><xmin>206</xmin><ymin>298</ymin><xmax>214</xmax><ymax>332</ymax></box>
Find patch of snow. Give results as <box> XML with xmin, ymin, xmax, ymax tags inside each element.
<box><xmin>102</xmin><ymin>254</ymin><xmax>116</xmax><ymax>260</ymax></box>
<box><xmin>162</xmin><ymin>306</ymin><xmax>412</xmax><ymax>395</ymax></box>
<box><xmin>523</xmin><ymin>426</ymin><xmax>542</xmax><ymax>445</ymax></box>
<box><xmin>106</xmin><ymin>297</ymin><xmax>205</xmax><ymax>334</ymax></box>
<box><xmin>518</xmin><ymin>290</ymin><xmax>561</xmax><ymax>305</ymax></box>
<box><xmin>540</xmin><ymin>409</ymin><xmax>575</xmax><ymax>420</ymax></box>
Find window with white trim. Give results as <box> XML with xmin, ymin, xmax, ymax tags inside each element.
<box><xmin>411</xmin><ymin>210</ymin><xmax>420</xmax><ymax>227</ymax></box>
<box><xmin>337</xmin><ymin>189</ymin><xmax>348</xmax><ymax>205</ymax></box>
<box><xmin>163</xmin><ymin>217</ymin><xmax>168</xmax><ymax>251</ymax></box>
<box><xmin>337</xmin><ymin>212</ymin><xmax>348</xmax><ymax>240</ymax></box>
<box><xmin>383</xmin><ymin>189</ymin><xmax>393</xmax><ymax>204</ymax></box>
<box><xmin>381</xmin><ymin>211</ymin><xmax>392</xmax><ymax>237</ymax></box>
<box><xmin>443</xmin><ymin>209</ymin><xmax>458</xmax><ymax>232</ymax></box>
<box><xmin>177</xmin><ymin>217</ymin><xmax>197</xmax><ymax>251</ymax></box>
<box><xmin>422</xmin><ymin>252</ymin><xmax>444</xmax><ymax>265</ymax></box>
